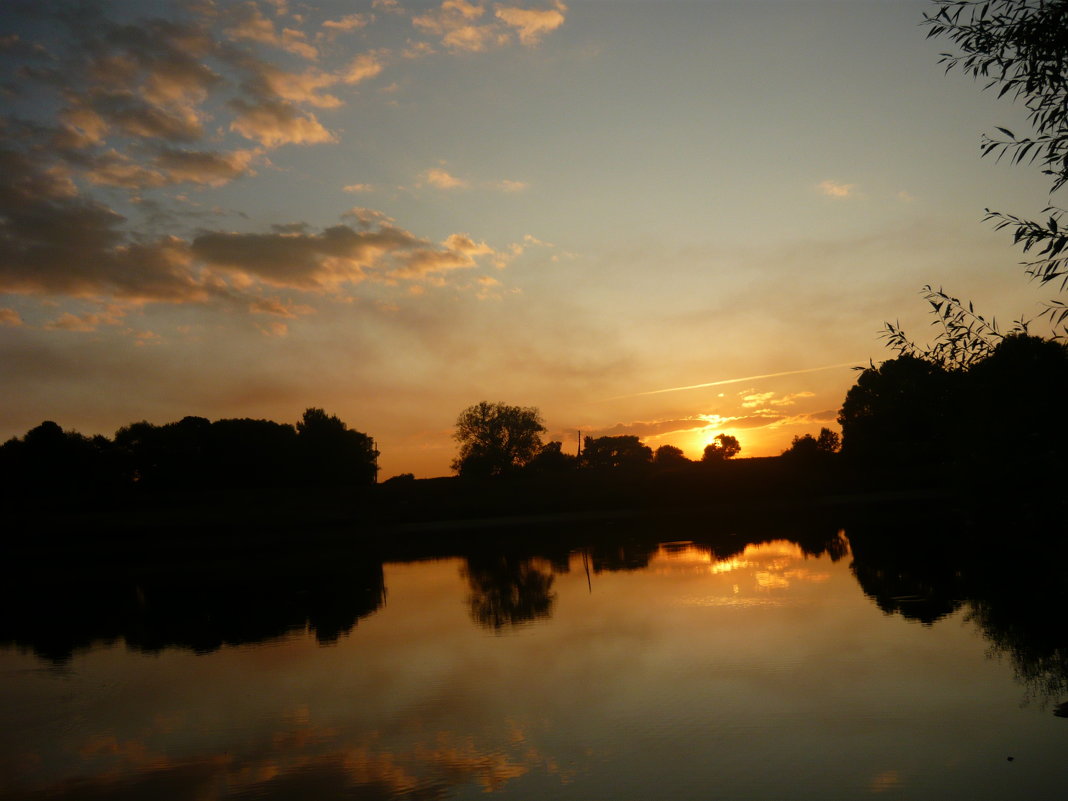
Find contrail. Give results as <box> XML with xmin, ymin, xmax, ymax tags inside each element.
<box><xmin>604</xmin><ymin>361</ymin><xmax>864</xmax><ymax>400</ymax></box>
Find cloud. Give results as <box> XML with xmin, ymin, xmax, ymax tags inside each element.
<box><xmin>225</xmin><ymin>2</ymin><xmax>319</xmax><ymax>59</ymax></box>
<box><xmin>322</xmin><ymin>14</ymin><xmax>370</xmax><ymax>33</ymax></box>
<box><xmin>56</xmin><ymin>105</ymin><xmax>109</xmax><ymax>149</ymax></box>
<box><xmin>403</xmin><ymin>41</ymin><xmax>437</xmax><ymax>59</ymax></box>
<box><xmin>766</xmin><ymin>409</ymin><xmax>839</xmax><ymax>428</ymax></box>
<box><xmin>496</xmin><ymin>2</ymin><xmax>568</xmax><ymax>45</ymax></box>
<box><xmin>0</xmin><ymin>148</ymin><xmax>205</xmax><ymax>302</ymax></box>
<box><xmin>84</xmin><ymin>150</ymin><xmax>169</xmax><ymax>189</ymax></box>
<box><xmin>229</xmin><ymin>98</ymin><xmax>336</xmax><ymax>146</ymax></box>
<box><xmin>443</xmin><ymin>233</ymin><xmax>493</xmax><ymax>255</ymax></box>
<box><xmin>740</xmin><ymin>390</ymin><xmax>814</xmax><ymax>409</ymax></box>
<box><xmin>342</xmin><ymin>207</ymin><xmax>397</xmax><ymax>228</ymax></box>
<box><xmin>423</xmin><ymin>167</ymin><xmax>468</xmax><ymax>189</ymax></box>
<box><xmin>153</xmin><ymin>147</ymin><xmax>260</xmax><ymax>186</ymax></box>
<box><xmin>494</xmin><ymin>179</ymin><xmax>528</xmax><ymax>192</ymax></box>
<box><xmin>242</xmin><ymin>59</ymin><xmax>344</xmax><ymax>108</ymax></box>
<box><xmin>193</xmin><ymin>215</ymin><xmax>501</xmax><ymax>289</ymax></box>
<box><xmin>233</xmin><ymin>49</ymin><xmax>384</xmax><ymax>110</ymax></box>
<box><xmin>249</xmin><ymin>297</ymin><xmax>313</xmax><ymax>318</ymax></box>
<box><xmin>80</xmin><ymin>89</ymin><xmax>205</xmax><ymax>142</ymax></box>
<box><xmin>611</xmin><ymin>362</ymin><xmax>863</xmax><ymax>399</ymax></box>
<box><xmin>817</xmin><ymin>180</ymin><xmax>856</xmax><ymax>198</ymax></box>
<box><xmin>0</xmin><ymin>141</ymin><xmax>499</xmax><ymax>308</ymax></box>
<box><xmin>412</xmin><ymin>1</ymin><xmax>568</xmax><ymax>52</ymax></box>
<box><xmin>0</xmin><ymin>308</ymin><xmax>22</xmax><ymax>327</ymax></box>
<box><xmin>0</xmin><ymin>2</ymin><xmax>534</xmax><ymax>330</ymax></box>
<box><xmin>43</xmin><ymin>308</ymin><xmax>124</xmax><ymax>332</ymax></box>
<box><xmin>587</xmin><ymin>418</ymin><xmax>708</xmax><ymax>440</ymax></box>
<box><xmin>343</xmin><ymin>52</ymin><xmax>386</xmax><ymax>84</ymax></box>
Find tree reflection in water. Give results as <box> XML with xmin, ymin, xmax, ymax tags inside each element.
<box><xmin>4</xmin><ymin>506</ymin><xmax>1066</xmax><ymax>716</ymax></box>
<box><xmin>461</xmin><ymin>553</ymin><xmax>557</xmax><ymax>631</ymax></box>
<box><xmin>845</xmin><ymin>504</ymin><xmax>1068</xmax><ymax>713</ymax></box>
<box><xmin>0</xmin><ymin>541</ymin><xmax>387</xmax><ymax>664</ymax></box>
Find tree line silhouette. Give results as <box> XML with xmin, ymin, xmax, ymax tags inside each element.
<box><xmin>450</xmin><ymin>401</ymin><xmax>756</xmax><ymax>479</ymax></box>
<box><xmin>4</xmin><ymin>338</ymin><xmax>1065</xmax><ymax>508</ymax></box>
<box><xmin>0</xmin><ymin>407</ymin><xmax>378</xmax><ymax>496</ymax></box>
<box><xmin>839</xmin><ymin>332</ymin><xmax>1068</xmax><ymax>494</ymax></box>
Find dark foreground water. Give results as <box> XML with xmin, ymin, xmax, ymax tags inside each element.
<box><xmin>2</xmin><ymin>522</ymin><xmax>1067</xmax><ymax>800</ymax></box>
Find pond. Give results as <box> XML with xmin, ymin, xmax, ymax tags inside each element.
<box><xmin>2</xmin><ymin>518</ymin><xmax>1067</xmax><ymax>800</ymax></box>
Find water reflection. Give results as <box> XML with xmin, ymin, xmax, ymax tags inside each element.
<box><xmin>4</xmin><ymin>511</ymin><xmax>1068</xmax><ymax>800</ymax></box>
<box><xmin>846</xmin><ymin>507</ymin><xmax>1068</xmax><ymax>712</ymax></box>
<box><xmin>2</xmin><ymin>725</ymin><xmax>540</xmax><ymax>801</ymax></box>
<box><xmin>0</xmin><ymin>551</ymin><xmax>386</xmax><ymax>664</ymax></box>
<box><xmin>462</xmin><ymin>554</ymin><xmax>557</xmax><ymax>631</ymax></box>
<box><xmin>848</xmin><ymin>532</ymin><xmax>965</xmax><ymax>625</ymax></box>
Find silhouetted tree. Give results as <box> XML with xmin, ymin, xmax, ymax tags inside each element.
<box><xmin>841</xmin><ymin>334</ymin><xmax>1068</xmax><ymax>491</ymax></box>
<box><xmin>960</xmin><ymin>333</ymin><xmax>1068</xmax><ymax>483</ymax></box>
<box><xmin>838</xmin><ymin>356</ymin><xmax>956</xmax><ymax>472</ymax></box>
<box><xmin>208</xmin><ymin>418</ymin><xmax>300</xmax><ymax>487</ymax></box>
<box><xmin>452</xmin><ymin>401</ymin><xmax>545</xmax><ymax>477</ymax></box>
<box><xmin>701</xmin><ymin>433</ymin><xmax>740</xmax><ymax>463</ymax></box>
<box><xmin>296</xmin><ymin>407</ymin><xmax>378</xmax><ymax>486</ymax></box>
<box><xmin>581</xmin><ymin>434</ymin><xmax>652</xmax><ymax>470</ymax></box>
<box><xmin>1</xmin><ymin>421</ymin><xmax>118</xmax><ymax>495</ymax></box>
<box><xmin>782</xmin><ymin>427</ymin><xmax>840</xmax><ymax>458</ymax></box>
<box><xmin>653</xmin><ymin>444</ymin><xmax>690</xmax><ymax>467</ymax></box>
<box><xmin>525</xmin><ymin>440</ymin><xmax>578</xmax><ymax>473</ymax></box>
<box><xmin>114</xmin><ymin>417</ymin><xmax>210</xmax><ymax>488</ymax></box>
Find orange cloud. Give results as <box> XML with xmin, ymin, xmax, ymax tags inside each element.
<box><xmin>229</xmin><ymin>98</ymin><xmax>335</xmax><ymax>147</ymax></box>
<box><xmin>43</xmin><ymin>305</ymin><xmax>127</xmax><ymax>332</ymax></box>
<box><xmin>248</xmin><ymin>62</ymin><xmax>343</xmax><ymax>108</ymax></box>
<box><xmin>423</xmin><ymin>167</ymin><xmax>468</xmax><ymax>189</ymax></box>
<box><xmin>0</xmin><ymin>308</ymin><xmax>23</xmax><ymax>327</ymax></box>
<box><xmin>413</xmin><ymin>1</ymin><xmax>567</xmax><ymax>52</ymax></box>
<box><xmin>154</xmin><ymin>147</ymin><xmax>260</xmax><ymax>187</ymax></box>
<box><xmin>225</xmin><ymin>3</ymin><xmax>319</xmax><ymax>59</ymax></box>
<box><xmin>343</xmin><ymin>52</ymin><xmax>386</xmax><ymax>84</ymax></box>
<box><xmin>496</xmin><ymin>2</ymin><xmax>568</xmax><ymax>45</ymax></box>
<box><xmin>84</xmin><ymin>150</ymin><xmax>168</xmax><ymax>189</ymax></box>
<box><xmin>322</xmin><ymin>14</ymin><xmax>369</xmax><ymax>32</ymax></box>
<box><xmin>817</xmin><ymin>179</ymin><xmax>856</xmax><ymax>198</ymax></box>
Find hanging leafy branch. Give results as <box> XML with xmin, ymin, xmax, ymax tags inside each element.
<box><xmin>984</xmin><ymin>206</ymin><xmax>1068</xmax><ymax>286</ymax></box>
<box><xmin>925</xmin><ymin>1</ymin><xmax>1068</xmax><ymax>190</ymax></box>
<box><xmin>923</xmin><ymin>0</ymin><xmax>1068</xmax><ymax>334</ymax></box>
<box><xmin>882</xmin><ymin>285</ymin><xmax>1028</xmax><ymax>369</ymax></box>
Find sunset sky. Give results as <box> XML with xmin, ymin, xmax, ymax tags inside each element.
<box><xmin>0</xmin><ymin>0</ymin><xmax>1058</xmax><ymax>477</ymax></box>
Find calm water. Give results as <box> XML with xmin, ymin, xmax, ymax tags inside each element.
<box><xmin>2</xmin><ymin>526</ymin><xmax>1067</xmax><ymax>800</ymax></box>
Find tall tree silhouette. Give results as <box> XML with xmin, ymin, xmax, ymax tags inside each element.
<box><xmin>452</xmin><ymin>402</ymin><xmax>545</xmax><ymax>477</ymax></box>
<box><xmin>296</xmin><ymin>408</ymin><xmax>378</xmax><ymax>486</ymax></box>
<box><xmin>838</xmin><ymin>356</ymin><xmax>955</xmax><ymax>472</ymax></box>
<box><xmin>701</xmin><ymin>433</ymin><xmax>740</xmax><ymax>463</ymax></box>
